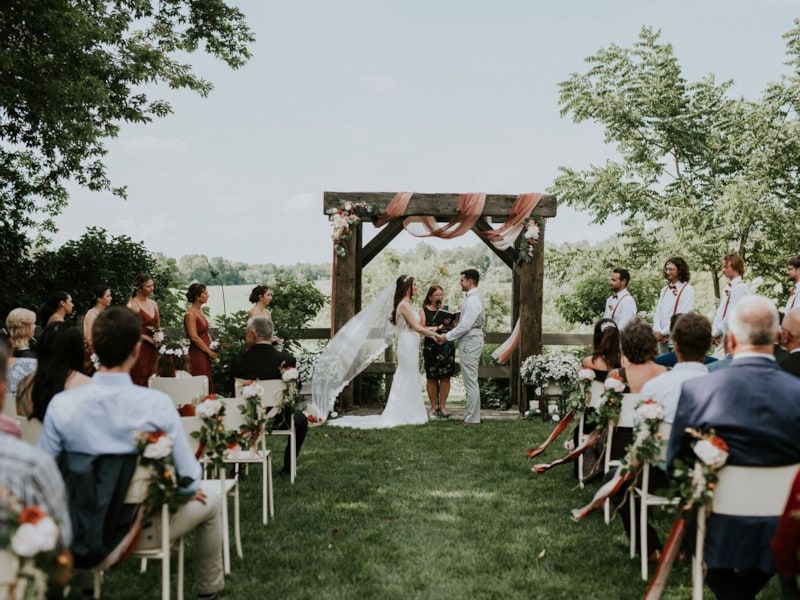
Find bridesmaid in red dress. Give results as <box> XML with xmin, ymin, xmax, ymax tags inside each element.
<box><xmin>184</xmin><ymin>283</ymin><xmax>217</xmax><ymax>394</ymax></box>
<box><xmin>127</xmin><ymin>274</ymin><xmax>161</xmax><ymax>386</ymax></box>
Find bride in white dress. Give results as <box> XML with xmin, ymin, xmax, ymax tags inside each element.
<box><xmin>326</xmin><ymin>275</ymin><xmax>439</xmax><ymax>429</ymax></box>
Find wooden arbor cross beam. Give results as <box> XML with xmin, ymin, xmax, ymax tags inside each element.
<box><xmin>323</xmin><ymin>191</ymin><xmax>557</xmax><ymax>413</ymax></box>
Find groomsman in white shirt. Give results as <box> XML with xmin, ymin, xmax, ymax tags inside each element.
<box><xmin>653</xmin><ymin>256</ymin><xmax>695</xmax><ymax>354</ymax></box>
<box><xmin>712</xmin><ymin>254</ymin><xmax>750</xmax><ymax>347</ymax></box>
<box><xmin>785</xmin><ymin>255</ymin><xmax>800</xmax><ymax>315</ymax></box>
<box><xmin>603</xmin><ymin>268</ymin><xmax>637</xmax><ymax>330</ymax></box>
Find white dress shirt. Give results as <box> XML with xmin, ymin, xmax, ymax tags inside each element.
<box><xmin>39</xmin><ymin>372</ymin><xmax>202</xmax><ymax>494</ymax></box>
<box><xmin>652</xmin><ymin>281</ymin><xmax>695</xmax><ymax>337</ymax></box>
<box><xmin>711</xmin><ymin>276</ymin><xmax>750</xmax><ymax>338</ymax></box>
<box><xmin>445</xmin><ymin>288</ymin><xmax>484</xmax><ymax>342</ymax></box>
<box><xmin>638</xmin><ymin>361</ymin><xmax>708</xmax><ymax>425</ymax></box>
<box><xmin>786</xmin><ymin>282</ymin><xmax>800</xmax><ymax>314</ymax></box>
<box><xmin>603</xmin><ymin>288</ymin><xmax>637</xmax><ymax>330</ymax></box>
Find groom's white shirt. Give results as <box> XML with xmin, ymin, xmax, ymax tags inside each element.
<box><xmin>445</xmin><ymin>288</ymin><xmax>484</xmax><ymax>342</ymax></box>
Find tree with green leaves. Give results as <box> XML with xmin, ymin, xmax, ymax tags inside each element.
<box><xmin>25</xmin><ymin>227</ymin><xmax>183</xmax><ymax>327</ymax></box>
<box><xmin>552</xmin><ymin>24</ymin><xmax>800</xmax><ymax>308</ymax></box>
<box><xmin>0</xmin><ymin>0</ymin><xmax>253</xmax><ymax>310</ymax></box>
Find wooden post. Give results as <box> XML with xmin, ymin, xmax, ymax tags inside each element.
<box><xmin>332</xmin><ymin>222</ymin><xmax>360</xmax><ymax>411</ymax></box>
<box><xmin>518</xmin><ymin>221</ymin><xmax>545</xmax><ymax>414</ymax></box>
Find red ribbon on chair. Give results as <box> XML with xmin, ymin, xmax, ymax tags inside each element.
<box><xmin>644</xmin><ymin>516</ymin><xmax>689</xmax><ymax>600</ymax></box>
<box><xmin>525</xmin><ymin>412</ymin><xmax>575</xmax><ymax>459</ymax></box>
<box><xmin>532</xmin><ymin>429</ymin><xmax>601</xmax><ymax>474</ymax></box>
<box><xmin>570</xmin><ymin>466</ymin><xmax>638</xmax><ymax>521</ymax></box>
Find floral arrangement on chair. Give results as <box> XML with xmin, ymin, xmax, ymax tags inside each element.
<box><xmin>669</xmin><ymin>427</ymin><xmax>729</xmax><ymax>509</ymax></box>
<box><xmin>516</xmin><ymin>216</ymin><xmax>541</xmax><ymax>264</ymax></box>
<box><xmin>565</xmin><ymin>368</ymin><xmax>597</xmax><ymax>415</ymax></box>
<box><xmin>592</xmin><ymin>376</ymin><xmax>626</xmax><ymax>428</ymax></box>
<box><xmin>279</xmin><ymin>362</ymin><xmax>300</xmax><ymax>413</ymax></box>
<box><xmin>134</xmin><ymin>431</ymin><xmax>194</xmax><ymax>517</ymax></box>
<box><xmin>622</xmin><ymin>399</ymin><xmax>666</xmax><ymax>473</ymax></box>
<box><xmin>192</xmin><ymin>395</ymin><xmax>237</xmax><ymax>470</ymax></box>
<box><xmin>238</xmin><ymin>381</ymin><xmax>267</xmax><ymax>452</ymax></box>
<box><xmin>0</xmin><ymin>485</ymin><xmax>71</xmax><ymax>600</ymax></box>
<box><xmin>327</xmin><ymin>200</ymin><xmax>377</xmax><ymax>257</ymax></box>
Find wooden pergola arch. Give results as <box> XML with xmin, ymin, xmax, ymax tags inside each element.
<box><xmin>324</xmin><ymin>192</ymin><xmax>557</xmax><ymax>412</ymax></box>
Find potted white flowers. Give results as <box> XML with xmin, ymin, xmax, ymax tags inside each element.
<box><xmin>520</xmin><ymin>353</ymin><xmax>580</xmax><ymax>420</ymax></box>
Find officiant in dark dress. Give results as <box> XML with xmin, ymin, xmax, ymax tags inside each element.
<box><xmin>419</xmin><ymin>285</ymin><xmax>456</xmax><ymax>418</ymax></box>
<box><xmin>230</xmin><ymin>316</ymin><xmax>308</xmax><ymax>476</ymax></box>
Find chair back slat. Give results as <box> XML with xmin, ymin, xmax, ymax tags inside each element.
<box><xmin>587</xmin><ymin>381</ymin><xmax>605</xmax><ymax>409</ymax></box>
<box><xmin>3</xmin><ymin>392</ymin><xmax>17</xmax><ymax>417</ymax></box>
<box><xmin>712</xmin><ymin>464</ymin><xmax>800</xmax><ymax>516</ymax></box>
<box><xmin>180</xmin><ymin>416</ymin><xmax>203</xmax><ymax>454</ymax></box>
<box><xmin>234</xmin><ymin>378</ymin><xmax>287</xmax><ymax>408</ymax></box>
<box><xmin>149</xmin><ymin>376</ymin><xmax>208</xmax><ymax>405</ymax></box>
<box><xmin>618</xmin><ymin>393</ymin><xmax>640</xmax><ymax>428</ymax></box>
<box><xmin>16</xmin><ymin>415</ymin><xmax>42</xmax><ymax>445</ymax></box>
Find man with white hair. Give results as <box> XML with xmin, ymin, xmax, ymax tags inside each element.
<box><xmin>668</xmin><ymin>295</ymin><xmax>800</xmax><ymax>599</ymax></box>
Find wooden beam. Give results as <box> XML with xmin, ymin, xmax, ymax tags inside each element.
<box><xmin>472</xmin><ymin>218</ymin><xmax>516</xmax><ymax>268</ymax></box>
<box><xmin>359</xmin><ymin>220</ymin><xmax>404</xmax><ymax>267</ymax></box>
<box><xmin>323</xmin><ymin>192</ymin><xmax>557</xmax><ymax>219</ymax></box>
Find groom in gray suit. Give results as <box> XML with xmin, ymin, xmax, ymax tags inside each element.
<box><xmin>439</xmin><ymin>269</ymin><xmax>484</xmax><ymax>426</ymax></box>
<box><xmin>667</xmin><ymin>294</ymin><xmax>800</xmax><ymax>599</ymax></box>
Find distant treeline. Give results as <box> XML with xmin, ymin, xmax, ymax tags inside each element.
<box><xmin>172</xmin><ymin>254</ymin><xmax>332</xmax><ymax>285</ymax></box>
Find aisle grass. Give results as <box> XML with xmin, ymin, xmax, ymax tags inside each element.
<box><xmin>87</xmin><ymin>418</ymin><xmax>777</xmax><ymax>599</ymax></box>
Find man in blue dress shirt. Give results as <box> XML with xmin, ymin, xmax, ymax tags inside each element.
<box><xmin>39</xmin><ymin>306</ymin><xmax>225</xmax><ymax>600</ymax></box>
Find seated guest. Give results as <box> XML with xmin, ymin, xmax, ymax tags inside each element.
<box><xmin>582</xmin><ymin>318</ymin><xmax>622</xmax><ymax>382</ymax></box>
<box><xmin>17</xmin><ymin>322</ymin><xmax>90</xmax><ymax>421</ymax></box>
<box><xmin>152</xmin><ymin>343</ymin><xmax>193</xmax><ymax>379</ymax></box>
<box><xmin>707</xmin><ymin>331</ymin><xmax>732</xmax><ymax>372</ymax></box>
<box><xmin>0</xmin><ymin>343</ymin><xmax>73</xmax><ymax>585</ymax></box>
<box><xmin>606</xmin><ymin>319</ymin><xmax>668</xmax><ymax>457</ymax></box>
<box><xmin>38</xmin><ymin>306</ymin><xmax>225</xmax><ymax>600</ymax></box>
<box><xmin>779</xmin><ymin>307</ymin><xmax>800</xmax><ymax>377</ymax></box>
<box><xmin>668</xmin><ymin>295</ymin><xmax>800</xmax><ymax>600</ymax></box>
<box><xmin>231</xmin><ymin>316</ymin><xmax>308</xmax><ymax>476</ymax></box>
<box><xmin>614</xmin><ymin>313</ymin><xmax>712</xmax><ymax>562</ymax></box>
<box><xmin>655</xmin><ymin>313</ymin><xmax>718</xmax><ymax>368</ymax></box>
<box><xmin>4</xmin><ymin>308</ymin><xmax>38</xmax><ymax>395</ymax></box>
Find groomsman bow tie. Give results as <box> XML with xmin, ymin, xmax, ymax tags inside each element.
<box><xmin>612</xmin><ymin>293</ymin><xmax>618</xmax><ymax>300</ymax></box>
<box><xmin>668</xmin><ymin>284</ymin><xmax>677</xmax><ymax>294</ymax></box>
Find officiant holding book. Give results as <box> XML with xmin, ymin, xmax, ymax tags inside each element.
<box><xmin>419</xmin><ymin>285</ymin><xmax>457</xmax><ymax>418</ymax></box>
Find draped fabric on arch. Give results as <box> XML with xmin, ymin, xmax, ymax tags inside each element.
<box><xmin>374</xmin><ymin>192</ymin><xmax>542</xmax><ymax>250</ymax></box>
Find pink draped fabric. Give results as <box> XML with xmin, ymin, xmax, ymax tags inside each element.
<box><xmin>404</xmin><ymin>193</ymin><xmax>487</xmax><ymax>238</ymax></box>
<box><xmin>480</xmin><ymin>193</ymin><xmax>542</xmax><ymax>250</ymax></box>
<box><xmin>525</xmin><ymin>411</ymin><xmax>574</xmax><ymax>459</ymax></box>
<box><xmin>532</xmin><ymin>429</ymin><xmax>601</xmax><ymax>474</ymax></box>
<box><xmin>491</xmin><ymin>319</ymin><xmax>520</xmax><ymax>365</ymax></box>
<box><xmin>371</xmin><ymin>192</ymin><xmax>542</xmax><ymax>253</ymax></box>
<box><xmin>570</xmin><ymin>466</ymin><xmax>637</xmax><ymax>521</ymax></box>
<box><xmin>373</xmin><ymin>192</ymin><xmax>413</xmax><ymax>228</ymax></box>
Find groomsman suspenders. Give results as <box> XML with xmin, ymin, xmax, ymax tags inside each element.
<box><xmin>660</xmin><ymin>283</ymin><xmax>688</xmax><ymax>317</ymax></box>
<box><xmin>610</xmin><ymin>293</ymin><xmax>631</xmax><ymax>320</ymax></box>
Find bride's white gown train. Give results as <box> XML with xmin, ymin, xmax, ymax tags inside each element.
<box><xmin>328</xmin><ymin>302</ymin><xmax>428</xmax><ymax>429</ymax></box>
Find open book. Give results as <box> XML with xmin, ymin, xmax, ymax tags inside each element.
<box><xmin>431</xmin><ymin>309</ymin><xmax>460</xmax><ymax>330</ymax></box>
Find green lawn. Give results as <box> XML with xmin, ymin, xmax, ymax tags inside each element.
<box><xmin>89</xmin><ymin>418</ymin><xmax>779</xmax><ymax>599</ymax></box>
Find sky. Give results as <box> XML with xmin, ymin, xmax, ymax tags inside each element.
<box><xmin>52</xmin><ymin>0</ymin><xmax>800</xmax><ymax>266</ymax></box>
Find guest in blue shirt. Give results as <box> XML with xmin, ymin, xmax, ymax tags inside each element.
<box><xmin>39</xmin><ymin>306</ymin><xmax>225</xmax><ymax>600</ymax></box>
